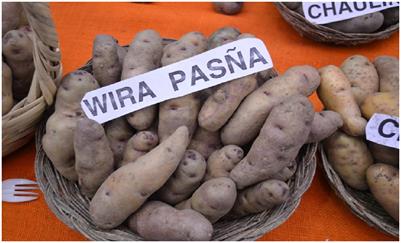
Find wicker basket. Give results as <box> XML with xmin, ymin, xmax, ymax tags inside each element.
<box><xmin>2</xmin><ymin>3</ymin><xmax>62</xmax><ymax>157</ymax></box>
<box><xmin>275</xmin><ymin>3</ymin><xmax>399</xmax><ymax>46</ymax></box>
<box><xmin>320</xmin><ymin>145</ymin><xmax>399</xmax><ymax>237</ymax></box>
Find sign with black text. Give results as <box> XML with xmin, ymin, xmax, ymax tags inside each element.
<box><xmin>303</xmin><ymin>2</ymin><xmax>399</xmax><ymax>24</ymax></box>
<box><xmin>81</xmin><ymin>38</ymin><xmax>273</xmax><ymax>124</ymax></box>
<box><xmin>366</xmin><ymin>113</ymin><xmax>399</xmax><ymax>149</ymax></box>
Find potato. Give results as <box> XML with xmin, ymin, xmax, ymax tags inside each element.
<box><xmin>381</xmin><ymin>7</ymin><xmax>399</xmax><ymax>28</ymax></box>
<box><xmin>373</xmin><ymin>56</ymin><xmax>399</xmax><ymax>93</ymax></box>
<box><xmin>366</xmin><ymin>163</ymin><xmax>399</xmax><ymax>221</ymax></box>
<box><xmin>229</xmin><ymin>179</ymin><xmax>290</xmax><ymax>218</ymax></box>
<box><xmin>326</xmin><ymin>12</ymin><xmax>384</xmax><ymax>33</ymax></box>
<box><xmin>117</xmin><ymin>45</ymin><xmax>127</xmax><ymax>64</ymax></box>
<box><xmin>92</xmin><ymin>34</ymin><xmax>121</xmax><ymax>86</ymax></box>
<box><xmin>368</xmin><ymin>142</ymin><xmax>399</xmax><ymax>166</ymax></box>
<box><xmin>128</xmin><ymin>201</ymin><xmax>213</xmax><ymax>241</ymax></box>
<box><xmin>222</xmin><ymin>65</ymin><xmax>320</xmax><ymax>146</ymax></box>
<box><xmin>176</xmin><ymin>177</ymin><xmax>237</xmax><ymax>223</ymax></box>
<box><xmin>306</xmin><ymin>111</ymin><xmax>343</xmax><ymax>143</ymax></box>
<box><xmin>105</xmin><ymin>118</ymin><xmax>135</xmax><ymax>166</ymax></box>
<box><xmin>204</xmin><ymin>145</ymin><xmax>244</xmax><ymax>181</ymax></box>
<box><xmin>90</xmin><ymin>126</ymin><xmax>190</xmax><ymax>229</ymax></box>
<box><xmin>43</xmin><ymin>71</ymin><xmax>100</xmax><ymax>181</ymax></box>
<box><xmin>213</xmin><ymin>2</ymin><xmax>243</xmax><ymax>15</ymax></box>
<box><xmin>340</xmin><ymin>55</ymin><xmax>379</xmax><ymax>105</ymax></box>
<box><xmin>270</xmin><ymin>160</ymin><xmax>297</xmax><ymax>181</ymax></box>
<box><xmin>207</xmin><ymin>26</ymin><xmax>240</xmax><ymax>49</ymax></box>
<box><xmin>123</xmin><ymin>30</ymin><xmax>163</xmax><ymax>130</ymax></box>
<box><xmin>283</xmin><ymin>2</ymin><xmax>301</xmax><ymax>10</ymax></box>
<box><xmin>188</xmin><ymin>127</ymin><xmax>222</xmax><ymax>159</ymax></box>
<box><xmin>323</xmin><ymin>131</ymin><xmax>374</xmax><ymax>190</ymax></box>
<box><xmin>120</xmin><ymin>131</ymin><xmax>159</xmax><ymax>168</ymax></box>
<box><xmin>2</xmin><ymin>62</ymin><xmax>13</xmax><ymax>115</ymax></box>
<box><xmin>74</xmin><ymin>118</ymin><xmax>114</xmax><ymax>198</ymax></box>
<box><xmin>360</xmin><ymin>92</ymin><xmax>399</xmax><ymax>119</ymax></box>
<box><xmin>2</xmin><ymin>3</ymin><xmax>23</xmax><ymax>36</ymax></box>
<box><xmin>230</xmin><ymin>95</ymin><xmax>314</xmax><ymax>189</ymax></box>
<box><xmin>318</xmin><ymin>65</ymin><xmax>367</xmax><ymax>136</ymax></box>
<box><xmin>3</xmin><ymin>29</ymin><xmax>34</xmax><ymax>100</ymax></box>
<box><xmin>158</xmin><ymin>32</ymin><xmax>207</xmax><ymax>141</ymax></box>
<box><xmin>157</xmin><ymin>150</ymin><xmax>206</xmax><ymax>205</ymax></box>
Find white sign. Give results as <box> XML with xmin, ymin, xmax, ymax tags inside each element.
<box><xmin>81</xmin><ymin>38</ymin><xmax>273</xmax><ymax>124</ymax></box>
<box><xmin>303</xmin><ymin>2</ymin><xmax>399</xmax><ymax>24</ymax></box>
<box><xmin>366</xmin><ymin>113</ymin><xmax>399</xmax><ymax>149</ymax></box>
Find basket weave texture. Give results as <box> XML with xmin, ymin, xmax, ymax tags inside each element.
<box><xmin>320</xmin><ymin>145</ymin><xmax>399</xmax><ymax>237</ymax></box>
<box><xmin>275</xmin><ymin>3</ymin><xmax>399</xmax><ymax>46</ymax></box>
<box><xmin>2</xmin><ymin>3</ymin><xmax>62</xmax><ymax>156</ymax></box>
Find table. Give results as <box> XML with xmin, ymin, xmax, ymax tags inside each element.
<box><xmin>2</xmin><ymin>2</ymin><xmax>398</xmax><ymax>241</ymax></box>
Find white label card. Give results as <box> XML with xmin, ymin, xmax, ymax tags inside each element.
<box><xmin>81</xmin><ymin>38</ymin><xmax>273</xmax><ymax>124</ymax></box>
<box><xmin>303</xmin><ymin>2</ymin><xmax>399</xmax><ymax>24</ymax></box>
<box><xmin>366</xmin><ymin>113</ymin><xmax>399</xmax><ymax>149</ymax></box>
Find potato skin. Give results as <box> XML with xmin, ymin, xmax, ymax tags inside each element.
<box><xmin>213</xmin><ymin>2</ymin><xmax>243</xmax><ymax>15</ymax></box>
<box><xmin>74</xmin><ymin>118</ymin><xmax>114</xmax><ymax>198</ymax></box>
<box><xmin>283</xmin><ymin>2</ymin><xmax>301</xmax><ymax>10</ymax></box>
<box><xmin>43</xmin><ymin>71</ymin><xmax>99</xmax><ymax>181</ymax></box>
<box><xmin>324</xmin><ymin>131</ymin><xmax>373</xmax><ymax>190</ymax></box>
<box><xmin>360</xmin><ymin>92</ymin><xmax>399</xmax><ymax>119</ymax></box>
<box><xmin>340</xmin><ymin>55</ymin><xmax>379</xmax><ymax>105</ymax></box>
<box><xmin>230</xmin><ymin>95</ymin><xmax>314</xmax><ymax>189</ymax></box>
<box><xmin>188</xmin><ymin>127</ymin><xmax>222</xmax><ymax>159</ymax></box>
<box><xmin>204</xmin><ymin>145</ymin><xmax>244</xmax><ymax>181</ymax></box>
<box><xmin>221</xmin><ymin>65</ymin><xmax>320</xmax><ymax>146</ymax></box>
<box><xmin>326</xmin><ymin>12</ymin><xmax>384</xmax><ymax>33</ymax></box>
<box><xmin>105</xmin><ymin>118</ymin><xmax>135</xmax><ymax>167</ymax></box>
<box><xmin>90</xmin><ymin>126</ymin><xmax>190</xmax><ymax>229</ymax></box>
<box><xmin>157</xmin><ymin>150</ymin><xmax>207</xmax><ymax>205</ymax></box>
<box><xmin>176</xmin><ymin>177</ymin><xmax>237</xmax><ymax>223</ymax></box>
<box><xmin>2</xmin><ymin>3</ymin><xmax>23</xmax><ymax>36</ymax></box>
<box><xmin>128</xmin><ymin>201</ymin><xmax>213</xmax><ymax>241</ymax></box>
<box><xmin>381</xmin><ymin>7</ymin><xmax>399</xmax><ymax>28</ymax></box>
<box><xmin>306</xmin><ymin>111</ymin><xmax>343</xmax><ymax>143</ymax></box>
<box><xmin>270</xmin><ymin>160</ymin><xmax>297</xmax><ymax>181</ymax></box>
<box><xmin>366</xmin><ymin>163</ymin><xmax>399</xmax><ymax>221</ymax></box>
<box><xmin>207</xmin><ymin>26</ymin><xmax>240</xmax><ymax>49</ymax></box>
<box><xmin>2</xmin><ymin>62</ymin><xmax>13</xmax><ymax>115</ymax></box>
<box><xmin>368</xmin><ymin>142</ymin><xmax>399</xmax><ymax>166</ymax></box>
<box><xmin>318</xmin><ymin>65</ymin><xmax>367</xmax><ymax>136</ymax></box>
<box><xmin>373</xmin><ymin>56</ymin><xmax>399</xmax><ymax>93</ymax></box>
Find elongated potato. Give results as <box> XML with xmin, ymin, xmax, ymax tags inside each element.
<box><xmin>204</xmin><ymin>145</ymin><xmax>244</xmax><ymax>181</ymax></box>
<box><xmin>157</xmin><ymin>150</ymin><xmax>206</xmax><ymax>205</ymax></box>
<box><xmin>373</xmin><ymin>56</ymin><xmax>399</xmax><ymax>93</ymax></box>
<box><xmin>324</xmin><ymin>131</ymin><xmax>373</xmax><ymax>190</ymax></box>
<box><xmin>128</xmin><ymin>201</ymin><xmax>213</xmax><ymax>241</ymax></box>
<box><xmin>318</xmin><ymin>65</ymin><xmax>367</xmax><ymax>136</ymax></box>
<box><xmin>230</xmin><ymin>95</ymin><xmax>314</xmax><ymax>189</ymax></box>
<box><xmin>270</xmin><ymin>160</ymin><xmax>297</xmax><ymax>181</ymax></box>
<box><xmin>306</xmin><ymin>111</ymin><xmax>343</xmax><ymax>143</ymax></box>
<box><xmin>2</xmin><ymin>62</ymin><xmax>13</xmax><ymax>115</ymax></box>
<box><xmin>74</xmin><ymin>118</ymin><xmax>114</xmax><ymax>198</ymax></box>
<box><xmin>188</xmin><ymin>127</ymin><xmax>222</xmax><ymax>159</ymax></box>
<box><xmin>340</xmin><ymin>55</ymin><xmax>379</xmax><ymax>105</ymax></box>
<box><xmin>105</xmin><ymin>118</ymin><xmax>135</xmax><ymax>166</ymax></box>
<box><xmin>367</xmin><ymin>163</ymin><xmax>399</xmax><ymax>221</ymax></box>
<box><xmin>176</xmin><ymin>177</ymin><xmax>236</xmax><ymax>223</ymax></box>
<box><xmin>361</xmin><ymin>92</ymin><xmax>399</xmax><ymax>119</ymax></box>
<box><xmin>90</xmin><ymin>126</ymin><xmax>190</xmax><ymax>229</ymax></box>
<box><xmin>326</xmin><ymin>12</ymin><xmax>384</xmax><ymax>33</ymax></box>
<box><xmin>222</xmin><ymin>65</ymin><xmax>320</xmax><ymax>146</ymax></box>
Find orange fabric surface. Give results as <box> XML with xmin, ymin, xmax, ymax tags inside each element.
<box><xmin>2</xmin><ymin>2</ymin><xmax>399</xmax><ymax>241</ymax></box>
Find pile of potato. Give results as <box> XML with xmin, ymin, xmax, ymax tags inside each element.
<box><xmin>2</xmin><ymin>3</ymin><xmax>34</xmax><ymax>115</ymax></box>
<box><xmin>284</xmin><ymin>2</ymin><xmax>399</xmax><ymax>33</ymax></box>
<box><xmin>42</xmin><ymin>26</ymin><xmax>343</xmax><ymax>240</ymax></box>
<box><xmin>317</xmin><ymin>55</ymin><xmax>399</xmax><ymax>222</ymax></box>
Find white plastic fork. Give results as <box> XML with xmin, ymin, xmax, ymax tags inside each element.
<box><xmin>2</xmin><ymin>179</ymin><xmax>39</xmax><ymax>203</ymax></box>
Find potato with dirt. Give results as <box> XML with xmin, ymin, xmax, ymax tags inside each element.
<box><xmin>324</xmin><ymin>131</ymin><xmax>374</xmax><ymax>190</ymax></box>
<box><xmin>317</xmin><ymin>65</ymin><xmax>367</xmax><ymax>136</ymax></box>
<box><xmin>90</xmin><ymin>126</ymin><xmax>190</xmax><ymax>229</ymax></box>
<box><xmin>123</xmin><ymin>30</ymin><xmax>163</xmax><ymax>130</ymax></box>
<box><xmin>373</xmin><ymin>56</ymin><xmax>399</xmax><ymax>93</ymax></box>
<box><xmin>230</xmin><ymin>95</ymin><xmax>314</xmax><ymax>189</ymax></box>
<box><xmin>368</xmin><ymin>142</ymin><xmax>399</xmax><ymax>166</ymax></box>
<box><xmin>326</xmin><ymin>12</ymin><xmax>384</xmax><ymax>33</ymax></box>
<box><xmin>188</xmin><ymin>127</ymin><xmax>222</xmax><ymax>159</ymax></box>
<box><xmin>43</xmin><ymin>71</ymin><xmax>100</xmax><ymax>181</ymax></box>
<box><xmin>2</xmin><ymin>62</ymin><xmax>13</xmax><ymax>115</ymax></box>
<box><xmin>74</xmin><ymin>118</ymin><xmax>114</xmax><ymax>198</ymax></box>
<box><xmin>158</xmin><ymin>32</ymin><xmax>207</xmax><ymax>141</ymax></box>
<box><xmin>306</xmin><ymin>111</ymin><xmax>343</xmax><ymax>143</ymax></box>
<box><xmin>176</xmin><ymin>177</ymin><xmax>237</xmax><ymax>223</ymax></box>
<box><xmin>360</xmin><ymin>92</ymin><xmax>399</xmax><ymax>119</ymax></box>
<box><xmin>204</xmin><ymin>145</ymin><xmax>244</xmax><ymax>181</ymax></box>
<box><xmin>2</xmin><ymin>28</ymin><xmax>34</xmax><ymax>100</ymax></box>
<box><xmin>213</xmin><ymin>2</ymin><xmax>243</xmax><ymax>15</ymax></box>
<box><xmin>128</xmin><ymin>201</ymin><xmax>213</xmax><ymax>241</ymax></box>
<box><xmin>366</xmin><ymin>163</ymin><xmax>399</xmax><ymax>221</ymax></box>
<box><xmin>105</xmin><ymin>118</ymin><xmax>135</xmax><ymax>167</ymax></box>
<box><xmin>157</xmin><ymin>150</ymin><xmax>206</xmax><ymax>205</ymax></box>
<box><xmin>221</xmin><ymin>65</ymin><xmax>320</xmax><ymax>146</ymax></box>
<box><xmin>340</xmin><ymin>55</ymin><xmax>379</xmax><ymax>105</ymax></box>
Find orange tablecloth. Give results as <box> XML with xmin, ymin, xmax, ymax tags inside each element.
<box><xmin>2</xmin><ymin>2</ymin><xmax>399</xmax><ymax>241</ymax></box>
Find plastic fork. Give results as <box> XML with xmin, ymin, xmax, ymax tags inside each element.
<box><xmin>2</xmin><ymin>179</ymin><xmax>39</xmax><ymax>203</ymax></box>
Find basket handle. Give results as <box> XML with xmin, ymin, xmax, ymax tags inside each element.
<box><xmin>22</xmin><ymin>3</ymin><xmax>62</xmax><ymax>106</ymax></box>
